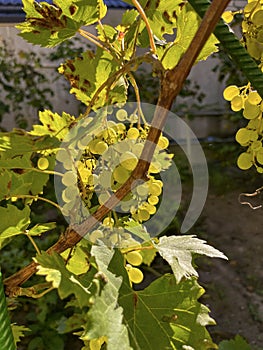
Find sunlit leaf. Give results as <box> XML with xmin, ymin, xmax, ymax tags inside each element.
<box><xmin>156</xmin><ymin>235</ymin><xmax>227</xmax><ymax>283</ymax></box>
<box><xmin>11</xmin><ymin>324</ymin><xmax>30</xmax><ymax>346</ymax></box>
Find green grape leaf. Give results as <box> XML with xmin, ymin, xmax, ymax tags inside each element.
<box><xmin>83</xmin><ymin>245</ymin><xmax>132</xmax><ymax>350</ymax></box>
<box><xmin>0</xmin><ymin>205</ymin><xmax>31</xmax><ymax>248</ymax></box>
<box><xmin>157</xmin><ymin>4</ymin><xmax>218</xmax><ymax>69</ymax></box>
<box><xmin>11</xmin><ymin>324</ymin><xmax>30</xmax><ymax>346</ymax></box>
<box><xmin>27</xmin><ymin>222</ymin><xmax>56</xmax><ymax>236</ymax></box>
<box><xmin>219</xmin><ymin>335</ymin><xmax>251</xmax><ymax>350</ymax></box>
<box><xmin>61</xmin><ymin>242</ymin><xmax>90</xmax><ymax>275</ymax></box>
<box><xmin>17</xmin><ymin>0</ymin><xmax>81</xmax><ymax>48</ymax></box>
<box><xmin>156</xmin><ymin>235</ymin><xmax>227</xmax><ymax>283</ymax></box>
<box><xmin>35</xmin><ymin>251</ymin><xmax>97</xmax><ymax>308</ymax></box>
<box><xmin>124</xmin><ymin>220</ymin><xmax>151</xmax><ymax>241</ymax></box>
<box><xmin>59</xmin><ymin>48</ymin><xmax>127</xmax><ymax>108</ymax></box>
<box><xmin>108</xmin><ymin>250</ymin><xmax>216</xmax><ymax>349</ymax></box>
<box><xmin>30</xmin><ymin>110</ymin><xmax>75</xmax><ymax>141</ymax></box>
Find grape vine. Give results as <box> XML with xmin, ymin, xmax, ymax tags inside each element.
<box><xmin>1</xmin><ymin>0</ymin><xmax>256</xmax><ymax>348</ymax></box>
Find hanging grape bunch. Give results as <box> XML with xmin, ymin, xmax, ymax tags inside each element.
<box><xmin>223</xmin><ymin>1</ymin><xmax>263</xmax><ymax>172</ymax></box>
<box><xmin>56</xmin><ymin>107</ymin><xmax>173</xmax><ymax>249</ymax></box>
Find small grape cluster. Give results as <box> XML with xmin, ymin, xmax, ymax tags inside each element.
<box><xmin>223</xmin><ymin>84</ymin><xmax>263</xmax><ymax>171</ymax></box>
<box><xmin>56</xmin><ymin>108</ymin><xmax>173</xmax><ymax>247</ymax></box>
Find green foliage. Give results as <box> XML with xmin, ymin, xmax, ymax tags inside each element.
<box><xmin>218</xmin><ymin>335</ymin><xmax>251</xmax><ymax>350</ymax></box>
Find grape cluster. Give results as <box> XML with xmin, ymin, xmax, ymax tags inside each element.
<box><xmin>223</xmin><ymin>84</ymin><xmax>263</xmax><ymax>171</ymax></box>
<box><xmin>125</xmin><ymin>250</ymin><xmax>144</xmax><ymax>284</ymax></box>
<box><xmin>56</xmin><ymin>108</ymin><xmax>173</xmax><ymax>247</ymax></box>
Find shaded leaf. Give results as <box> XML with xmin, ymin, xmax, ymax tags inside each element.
<box><xmin>27</xmin><ymin>222</ymin><xmax>56</xmax><ymax>236</ymax></box>
<box><xmin>11</xmin><ymin>324</ymin><xmax>30</xmax><ymax>346</ymax></box>
<box><xmin>156</xmin><ymin>235</ymin><xmax>227</xmax><ymax>283</ymax></box>
<box><xmin>82</xmin><ymin>245</ymin><xmax>131</xmax><ymax>350</ymax></box>
<box><xmin>35</xmin><ymin>251</ymin><xmax>97</xmax><ymax>308</ymax></box>
<box><xmin>219</xmin><ymin>335</ymin><xmax>251</xmax><ymax>350</ymax></box>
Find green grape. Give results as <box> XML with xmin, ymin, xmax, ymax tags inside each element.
<box><xmin>257</xmin><ymin>29</ymin><xmax>263</xmax><ymax>43</ymax></box>
<box><xmin>116</xmin><ymin>109</ymin><xmax>128</xmax><ymax>121</ymax></box>
<box><xmin>127</xmin><ymin>127</ymin><xmax>140</xmax><ymax>140</ymax></box>
<box><xmin>126</xmin><ymin>266</ymin><xmax>144</xmax><ymax>284</ymax></box>
<box><xmin>89</xmin><ymin>229</ymin><xmax>104</xmax><ymax>244</ymax></box>
<box><xmin>103</xmin><ymin>128</ymin><xmax>117</xmax><ymax>143</ymax></box>
<box><xmin>98</xmin><ymin>192</ymin><xmax>111</xmax><ymax>205</ymax></box>
<box><xmin>243</xmin><ymin>100</ymin><xmax>261</xmax><ymax>119</ymax></box>
<box><xmin>125</xmin><ymin>251</ymin><xmax>143</xmax><ymax>266</ymax></box>
<box><xmin>137</xmin><ymin>209</ymin><xmax>150</xmax><ymax>221</ymax></box>
<box><xmin>98</xmin><ymin>171</ymin><xmax>112</xmax><ymax>189</ymax></box>
<box><xmin>251</xmin><ymin>140</ymin><xmax>262</xmax><ymax>151</ymax></box>
<box><xmin>113</xmin><ymin>165</ymin><xmax>130</xmax><ymax>183</ymax></box>
<box><xmin>129</xmin><ymin>113</ymin><xmax>138</xmax><ymax>123</ymax></box>
<box><xmin>78</xmin><ymin>134</ymin><xmax>92</xmax><ymax>150</ymax></box>
<box><xmin>144</xmin><ymin>203</ymin><xmax>156</xmax><ymax>215</ymax></box>
<box><xmin>103</xmin><ymin>217</ymin><xmax>114</xmax><ymax>227</ymax></box>
<box><xmin>120</xmin><ymin>151</ymin><xmax>138</xmax><ymax>171</ymax></box>
<box><xmin>257</xmin><ymin>167</ymin><xmax>263</xmax><ymax>173</ymax></box>
<box><xmin>247</xmin><ymin>119</ymin><xmax>260</xmax><ymax>130</ymax></box>
<box><xmin>37</xmin><ymin>157</ymin><xmax>49</xmax><ymax>170</ymax></box>
<box><xmin>148</xmin><ymin>195</ymin><xmax>159</xmax><ymax>205</ymax></box>
<box><xmin>136</xmin><ymin>183</ymin><xmax>149</xmax><ymax>197</ymax></box>
<box><xmin>148</xmin><ymin>182</ymin><xmax>162</xmax><ymax>196</ymax></box>
<box><xmin>231</xmin><ymin>95</ymin><xmax>244</xmax><ymax>111</ymax></box>
<box><xmin>56</xmin><ymin>149</ymin><xmax>69</xmax><ymax>163</ymax></box>
<box><xmin>249</xmin><ymin>130</ymin><xmax>259</xmax><ymax>141</ymax></box>
<box><xmin>223</xmin><ymin>85</ymin><xmax>240</xmax><ymax>101</ymax></box>
<box><xmin>256</xmin><ymin>149</ymin><xmax>263</xmax><ymax>164</ymax></box>
<box><xmin>109</xmin><ymin>233</ymin><xmax>119</xmax><ymax>245</ymax></box>
<box><xmin>93</xmin><ymin>141</ymin><xmax>108</xmax><ymax>155</ymax></box>
<box><xmin>244</xmin><ymin>1</ymin><xmax>261</xmax><ymax>17</ymax></box>
<box><xmin>222</xmin><ymin>11</ymin><xmax>234</xmax><ymax>23</ymax></box>
<box><xmin>132</xmin><ymin>143</ymin><xmax>144</xmax><ymax>157</ymax></box>
<box><xmin>62</xmin><ymin>185</ymin><xmax>78</xmax><ymax>203</ymax></box>
<box><xmin>62</xmin><ymin>171</ymin><xmax>77</xmax><ymax>186</ymax></box>
<box><xmin>252</xmin><ymin>9</ymin><xmax>263</xmax><ymax>25</ymax></box>
<box><xmin>157</xmin><ymin>136</ymin><xmax>169</xmax><ymax>150</ymax></box>
<box><xmin>116</xmin><ymin>122</ymin><xmax>126</xmax><ymax>133</ymax></box>
<box><xmin>149</xmin><ymin>161</ymin><xmax>162</xmax><ymax>173</ymax></box>
<box><xmin>235</xmin><ymin>128</ymin><xmax>251</xmax><ymax>145</ymax></box>
<box><xmin>237</xmin><ymin>152</ymin><xmax>253</xmax><ymax>170</ymax></box>
<box><xmin>247</xmin><ymin>91</ymin><xmax>262</xmax><ymax>105</ymax></box>
<box><xmin>78</xmin><ymin>162</ymin><xmax>92</xmax><ymax>184</ymax></box>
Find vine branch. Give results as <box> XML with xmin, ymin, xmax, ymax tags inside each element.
<box><xmin>4</xmin><ymin>0</ymin><xmax>231</xmax><ymax>296</ymax></box>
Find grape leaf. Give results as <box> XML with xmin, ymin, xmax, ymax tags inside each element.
<box><xmin>219</xmin><ymin>335</ymin><xmax>251</xmax><ymax>350</ymax></box>
<box><xmin>157</xmin><ymin>4</ymin><xmax>218</xmax><ymax>69</ymax></box>
<box><xmin>0</xmin><ymin>205</ymin><xmax>30</xmax><ymax>248</ymax></box>
<box><xmin>27</xmin><ymin>222</ymin><xmax>56</xmax><ymax>236</ymax></box>
<box><xmin>30</xmin><ymin>110</ymin><xmax>75</xmax><ymax>141</ymax></box>
<box><xmin>108</xmin><ymin>250</ymin><xmax>217</xmax><ymax>349</ymax></box>
<box><xmin>59</xmin><ymin>48</ymin><xmax>127</xmax><ymax>108</ymax></box>
<box><xmin>156</xmin><ymin>235</ymin><xmax>227</xmax><ymax>283</ymax></box>
<box><xmin>11</xmin><ymin>324</ymin><xmax>30</xmax><ymax>346</ymax></box>
<box><xmin>35</xmin><ymin>251</ymin><xmax>97</xmax><ymax>308</ymax></box>
<box><xmin>83</xmin><ymin>245</ymin><xmax>132</xmax><ymax>350</ymax></box>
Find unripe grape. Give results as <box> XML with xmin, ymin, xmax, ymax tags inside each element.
<box><xmin>126</xmin><ymin>251</ymin><xmax>143</xmax><ymax>266</ymax></box>
<box><xmin>136</xmin><ymin>183</ymin><xmax>149</xmax><ymax>197</ymax></box>
<box><xmin>62</xmin><ymin>171</ymin><xmax>77</xmax><ymax>186</ymax></box>
<box><xmin>235</xmin><ymin>128</ymin><xmax>251</xmax><ymax>145</ymax></box>
<box><xmin>256</xmin><ymin>150</ymin><xmax>263</xmax><ymax>165</ymax></box>
<box><xmin>103</xmin><ymin>217</ymin><xmax>114</xmax><ymax>226</ymax></box>
<box><xmin>157</xmin><ymin>136</ymin><xmax>169</xmax><ymax>150</ymax></box>
<box><xmin>148</xmin><ymin>182</ymin><xmax>162</xmax><ymax>196</ymax></box>
<box><xmin>252</xmin><ymin>9</ymin><xmax>263</xmax><ymax>26</ymax></box>
<box><xmin>237</xmin><ymin>152</ymin><xmax>253</xmax><ymax>170</ymax></box>
<box><xmin>251</xmin><ymin>140</ymin><xmax>262</xmax><ymax>151</ymax></box>
<box><xmin>223</xmin><ymin>85</ymin><xmax>240</xmax><ymax>101</ymax></box>
<box><xmin>222</xmin><ymin>11</ymin><xmax>234</xmax><ymax>23</ymax></box>
<box><xmin>149</xmin><ymin>161</ymin><xmax>162</xmax><ymax>173</ymax></box>
<box><xmin>127</xmin><ymin>266</ymin><xmax>144</xmax><ymax>284</ymax></box>
<box><xmin>120</xmin><ymin>151</ymin><xmax>138</xmax><ymax>171</ymax></box>
<box><xmin>113</xmin><ymin>165</ymin><xmax>130</xmax><ymax>183</ymax></box>
<box><xmin>127</xmin><ymin>127</ymin><xmax>140</xmax><ymax>140</ymax></box>
<box><xmin>116</xmin><ymin>109</ymin><xmax>128</xmax><ymax>121</ymax></box>
<box><xmin>62</xmin><ymin>186</ymin><xmax>78</xmax><ymax>203</ymax></box>
<box><xmin>243</xmin><ymin>100</ymin><xmax>260</xmax><ymax>119</ymax></box>
<box><xmin>247</xmin><ymin>91</ymin><xmax>262</xmax><ymax>105</ymax></box>
<box><xmin>231</xmin><ymin>95</ymin><xmax>243</xmax><ymax>111</ymax></box>
<box><xmin>37</xmin><ymin>157</ymin><xmax>49</xmax><ymax>170</ymax></box>
<box><xmin>93</xmin><ymin>141</ymin><xmax>108</xmax><ymax>155</ymax></box>
<box><xmin>138</xmin><ymin>209</ymin><xmax>150</xmax><ymax>221</ymax></box>
<box><xmin>148</xmin><ymin>195</ymin><xmax>159</xmax><ymax>205</ymax></box>
<box><xmin>132</xmin><ymin>143</ymin><xmax>144</xmax><ymax>157</ymax></box>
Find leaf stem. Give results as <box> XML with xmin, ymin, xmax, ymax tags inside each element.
<box><xmin>24</xmin><ymin>233</ymin><xmax>41</xmax><ymax>255</ymax></box>
<box><xmin>11</xmin><ymin>195</ymin><xmax>62</xmax><ymax>211</ymax></box>
<box><xmin>131</xmin><ymin>0</ymin><xmax>157</xmax><ymax>55</ymax></box>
